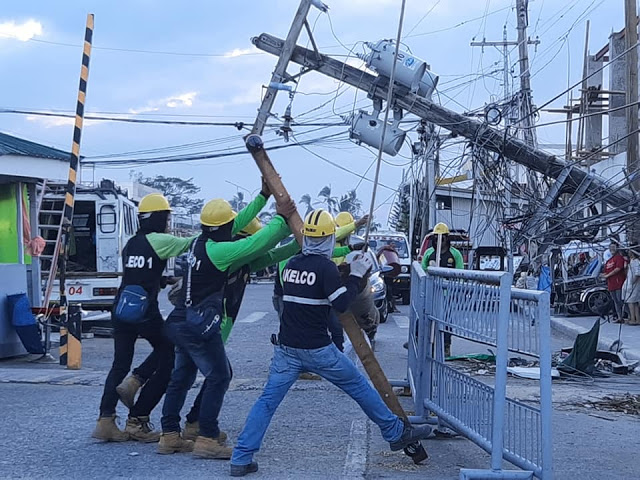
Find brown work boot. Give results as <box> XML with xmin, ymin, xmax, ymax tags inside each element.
<box><xmin>192</xmin><ymin>435</ymin><xmax>233</xmax><ymax>459</ymax></box>
<box><xmin>299</xmin><ymin>372</ymin><xmax>322</xmax><ymax>381</ymax></box>
<box><xmin>125</xmin><ymin>416</ymin><xmax>161</xmax><ymax>443</ymax></box>
<box><xmin>91</xmin><ymin>415</ymin><xmax>130</xmax><ymax>442</ymax></box>
<box><xmin>157</xmin><ymin>432</ymin><xmax>194</xmax><ymax>454</ymax></box>
<box><xmin>116</xmin><ymin>375</ymin><xmax>142</xmax><ymax>409</ymax></box>
<box><xmin>183</xmin><ymin>421</ymin><xmax>228</xmax><ymax>444</ymax></box>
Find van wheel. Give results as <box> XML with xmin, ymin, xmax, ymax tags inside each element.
<box><xmin>402</xmin><ymin>292</ymin><xmax>410</xmax><ymax>305</ymax></box>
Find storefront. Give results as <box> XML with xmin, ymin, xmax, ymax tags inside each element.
<box><xmin>0</xmin><ymin>132</ymin><xmax>70</xmax><ymax>357</ymax></box>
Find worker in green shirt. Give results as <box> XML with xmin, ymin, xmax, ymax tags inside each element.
<box><xmin>421</xmin><ymin>222</ymin><xmax>463</xmax><ymax>357</ymax></box>
<box><xmin>158</xmin><ymin>195</ymin><xmax>297</xmax><ymax>459</ymax></box>
<box><xmin>115</xmin><ymin>189</ymin><xmax>274</xmax><ymax>411</ymax></box>
<box><xmin>92</xmin><ymin>193</ymin><xmax>198</xmax><ymax>444</ymax></box>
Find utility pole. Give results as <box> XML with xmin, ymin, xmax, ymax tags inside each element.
<box><xmin>251</xmin><ymin>0</ymin><xmax>319</xmax><ymax>136</ymax></box>
<box><xmin>516</xmin><ymin>0</ymin><xmax>538</xmax><ymax>148</ymax></box>
<box><xmin>625</xmin><ymin>0</ymin><xmax>640</xmax><ymax>243</ymax></box>
<box><xmin>253</xmin><ymin>32</ymin><xmax>638</xmax><ymax>209</ymax></box>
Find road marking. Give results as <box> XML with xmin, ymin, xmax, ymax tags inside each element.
<box><xmin>342</xmin><ymin>418</ymin><xmax>368</xmax><ymax>478</ymax></box>
<box><xmin>393</xmin><ymin>315</ymin><xmax>410</xmax><ymax>329</ymax></box>
<box><xmin>237</xmin><ymin>311</ymin><xmax>268</xmax><ymax>323</ymax></box>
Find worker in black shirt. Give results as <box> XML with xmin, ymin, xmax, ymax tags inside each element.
<box><xmin>229</xmin><ymin>209</ymin><xmax>431</xmax><ymax>477</ymax></box>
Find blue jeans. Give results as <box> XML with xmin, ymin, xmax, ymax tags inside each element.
<box><xmin>161</xmin><ymin>320</ymin><xmax>231</xmax><ymax>438</ymax></box>
<box><xmin>231</xmin><ymin>343</ymin><xmax>404</xmax><ymax>466</ymax></box>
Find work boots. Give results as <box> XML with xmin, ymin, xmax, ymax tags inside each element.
<box><xmin>389</xmin><ymin>422</ymin><xmax>433</xmax><ymax>451</ymax></box>
<box><xmin>157</xmin><ymin>432</ymin><xmax>194</xmax><ymax>454</ymax></box>
<box><xmin>91</xmin><ymin>415</ymin><xmax>130</xmax><ymax>442</ymax></box>
<box><xmin>192</xmin><ymin>435</ymin><xmax>233</xmax><ymax>459</ymax></box>
<box><xmin>116</xmin><ymin>375</ymin><xmax>142</xmax><ymax>409</ymax></box>
<box><xmin>183</xmin><ymin>421</ymin><xmax>228</xmax><ymax>444</ymax></box>
<box><xmin>125</xmin><ymin>416</ymin><xmax>161</xmax><ymax>443</ymax></box>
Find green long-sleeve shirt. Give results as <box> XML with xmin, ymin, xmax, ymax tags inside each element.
<box><xmin>205</xmin><ymin>214</ymin><xmax>290</xmax><ymax>272</ymax></box>
<box><xmin>232</xmin><ymin>193</ymin><xmax>267</xmax><ymax>236</ymax></box>
<box><xmin>145</xmin><ymin>193</ymin><xmax>269</xmax><ymax>261</ymax></box>
<box><xmin>146</xmin><ymin>233</ymin><xmax>194</xmax><ymax>259</ymax></box>
<box><xmin>422</xmin><ymin>246</ymin><xmax>464</xmax><ymax>270</ymax></box>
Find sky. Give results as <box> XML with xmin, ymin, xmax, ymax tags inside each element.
<box><xmin>0</xmin><ymin>0</ymin><xmax>627</xmax><ymax>225</ymax></box>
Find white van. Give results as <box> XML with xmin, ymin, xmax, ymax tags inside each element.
<box><xmin>367</xmin><ymin>231</ymin><xmax>412</xmax><ymax>304</ymax></box>
<box><xmin>44</xmin><ymin>181</ymin><xmax>139</xmax><ymax>311</ymax></box>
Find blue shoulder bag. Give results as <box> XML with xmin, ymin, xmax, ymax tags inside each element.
<box><xmin>113</xmin><ymin>285</ymin><xmax>149</xmax><ymax>323</ymax></box>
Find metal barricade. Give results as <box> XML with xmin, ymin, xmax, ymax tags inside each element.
<box><xmin>405</xmin><ymin>262</ymin><xmax>552</xmax><ymax>480</ymax></box>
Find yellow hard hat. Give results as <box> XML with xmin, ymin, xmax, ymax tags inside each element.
<box><xmin>303</xmin><ymin>209</ymin><xmax>336</xmax><ymax>237</ymax></box>
<box><xmin>240</xmin><ymin>217</ymin><xmax>262</xmax><ymax>236</ymax></box>
<box><xmin>432</xmin><ymin>222</ymin><xmax>450</xmax><ymax>235</ymax></box>
<box><xmin>138</xmin><ymin>193</ymin><xmax>171</xmax><ymax>213</ymax></box>
<box><xmin>200</xmin><ymin>199</ymin><xmax>237</xmax><ymax>227</ymax></box>
<box><xmin>335</xmin><ymin>211</ymin><xmax>354</xmax><ymax>228</ymax></box>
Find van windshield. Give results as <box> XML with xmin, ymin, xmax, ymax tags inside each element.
<box><xmin>368</xmin><ymin>237</ymin><xmax>409</xmax><ymax>258</ymax></box>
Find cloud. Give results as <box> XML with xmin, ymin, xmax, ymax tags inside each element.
<box><xmin>129</xmin><ymin>91</ymin><xmax>199</xmax><ymax>114</ymax></box>
<box><xmin>26</xmin><ymin>114</ymin><xmax>98</xmax><ymax>129</ymax></box>
<box><xmin>223</xmin><ymin>46</ymin><xmax>261</xmax><ymax>58</ymax></box>
<box><xmin>0</xmin><ymin>19</ymin><xmax>42</xmax><ymax>42</ymax></box>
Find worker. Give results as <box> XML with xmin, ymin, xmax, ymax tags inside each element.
<box><xmin>158</xmin><ymin>196</ymin><xmax>297</xmax><ymax>459</ymax></box>
<box><xmin>272</xmin><ymin>212</ymin><xmax>366</xmax><ymax>349</ymax></box>
<box><xmin>91</xmin><ymin>193</ymin><xmax>196</xmax><ymax>443</ymax></box>
<box><xmin>335</xmin><ymin>211</ymin><xmax>379</xmax><ymax>343</ymax></box>
<box><xmin>115</xmin><ymin>188</ymin><xmax>274</xmax><ymax>414</ymax></box>
<box><xmin>421</xmin><ymin>222</ymin><xmax>464</xmax><ymax>356</ymax></box>
<box><xmin>229</xmin><ymin>209</ymin><xmax>432</xmax><ymax>477</ymax></box>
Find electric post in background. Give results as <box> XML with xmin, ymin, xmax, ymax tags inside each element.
<box><xmin>59</xmin><ymin>14</ymin><xmax>94</xmax><ymax>369</ymax></box>
<box><xmin>624</xmin><ymin>0</ymin><xmax>640</xmax><ymax>243</ymax></box>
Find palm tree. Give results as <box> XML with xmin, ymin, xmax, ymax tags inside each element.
<box><xmin>229</xmin><ymin>191</ymin><xmax>247</xmax><ymax>211</ymax></box>
<box><xmin>317</xmin><ymin>185</ymin><xmax>338</xmax><ymax>215</ymax></box>
<box><xmin>299</xmin><ymin>194</ymin><xmax>315</xmax><ymax>216</ymax></box>
<box><xmin>258</xmin><ymin>201</ymin><xmax>277</xmax><ymax>224</ymax></box>
<box><xmin>337</xmin><ymin>189</ymin><xmax>362</xmax><ymax>216</ymax></box>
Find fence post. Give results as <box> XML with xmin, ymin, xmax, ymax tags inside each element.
<box><xmin>490</xmin><ymin>272</ymin><xmax>512</xmax><ymax>470</ymax></box>
<box><xmin>538</xmin><ymin>291</ymin><xmax>553</xmax><ymax>479</ymax></box>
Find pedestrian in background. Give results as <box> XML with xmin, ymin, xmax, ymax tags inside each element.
<box><xmin>602</xmin><ymin>242</ymin><xmax>627</xmax><ymax>323</ymax></box>
<box><xmin>622</xmin><ymin>248</ymin><xmax>640</xmax><ymax>325</ymax></box>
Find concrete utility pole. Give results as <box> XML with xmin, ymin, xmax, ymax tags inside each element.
<box><xmin>253</xmin><ymin>33</ymin><xmax>638</xmax><ymax>210</ymax></box>
<box><xmin>625</xmin><ymin>0</ymin><xmax>640</xmax><ymax>242</ymax></box>
<box><xmin>251</xmin><ymin>0</ymin><xmax>316</xmax><ymax>136</ymax></box>
<box><xmin>516</xmin><ymin>0</ymin><xmax>538</xmax><ymax>147</ymax></box>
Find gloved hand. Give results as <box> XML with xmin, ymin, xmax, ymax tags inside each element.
<box><xmin>276</xmin><ymin>197</ymin><xmax>297</xmax><ymax>220</ymax></box>
<box><xmin>350</xmin><ymin>254</ymin><xmax>373</xmax><ymax>278</ymax></box>
<box><xmin>355</xmin><ymin>214</ymin><xmax>370</xmax><ymax>228</ymax></box>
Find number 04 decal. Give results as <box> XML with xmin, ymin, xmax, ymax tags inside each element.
<box><xmin>69</xmin><ymin>286</ymin><xmax>83</xmax><ymax>295</ymax></box>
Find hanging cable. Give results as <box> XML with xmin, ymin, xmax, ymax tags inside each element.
<box><xmin>363</xmin><ymin>0</ymin><xmax>407</xmax><ymax>248</ymax></box>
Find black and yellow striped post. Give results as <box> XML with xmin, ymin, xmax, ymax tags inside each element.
<box><xmin>59</xmin><ymin>14</ymin><xmax>94</xmax><ymax>369</ymax></box>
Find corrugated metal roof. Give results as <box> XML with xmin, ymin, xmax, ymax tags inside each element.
<box><xmin>0</xmin><ymin>132</ymin><xmax>71</xmax><ymax>161</ymax></box>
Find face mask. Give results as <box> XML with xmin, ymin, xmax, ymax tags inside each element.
<box><xmin>302</xmin><ymin>235</ymin><xmax>336</xmax><ymax>259</ymax></box>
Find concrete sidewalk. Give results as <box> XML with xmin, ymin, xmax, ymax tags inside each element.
<box><xmin>551</xmin><ymin>314</ymin><xmax>640</xmax><ymax>361</ymax></box>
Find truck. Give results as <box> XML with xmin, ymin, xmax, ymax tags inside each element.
<box><xmin>43</xmin><ymin>180</ymin><xmax>141</xmax><ymax>311</ymax></box>
<box><xmin>367</xmin><ymin>231</ymin><xmax>412</xmax><ymax>304</ymax></box>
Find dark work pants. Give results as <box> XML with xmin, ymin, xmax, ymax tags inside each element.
<box><xmin>161</xmin><ymin>320</ymin><xmax>231</xmax><ymax>438</ymax></box>
<box><xmin>99</xmin><ymin>315</ymin><xmax>174</xmax><ymax>418</ymax></box>
<box><xmin>186</xmin><ymin>361</ymin><xmax>233</xmax><ymax>424</ymax></box>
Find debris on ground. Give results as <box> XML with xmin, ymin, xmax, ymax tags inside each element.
<box><xmin>574</xmin><ymin>394</ymin><xmax>640</xmax><ymax>416</ymax></box>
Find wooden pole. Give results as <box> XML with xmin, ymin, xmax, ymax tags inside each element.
<box><xmin>245</xmin><ymin>135</ymin><xmax>415</xmax><ymax>424</ymax></box>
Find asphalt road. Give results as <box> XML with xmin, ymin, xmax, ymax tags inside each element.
<box><xmin>1</xmin><ymin>283</ymin><xmax>639</xmax><ymax>479</ymax></box>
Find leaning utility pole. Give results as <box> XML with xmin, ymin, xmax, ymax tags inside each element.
<box><xmin>625</xmin><ymin>0</ymin><xmax>640</xmax><ymax>242</ymax></box>
<box><xmin>253</xmin><ymin>33</ymin><xmax>638</xmax><ymax>210</ymax></box>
